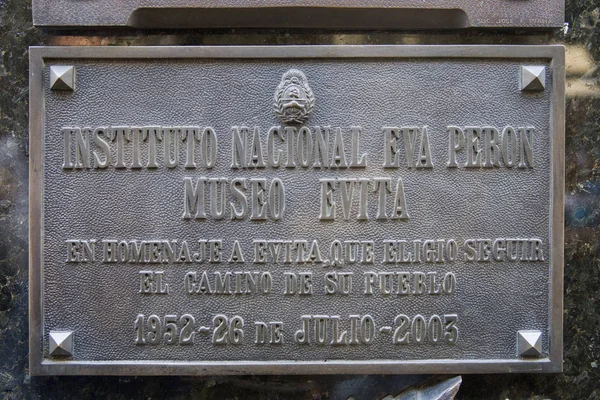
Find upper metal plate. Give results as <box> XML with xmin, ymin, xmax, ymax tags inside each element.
<box><xmin>32</xmin><ymin>0</ymin><xmax>564</xmax><ymax>29</ymax></box>
<box><xmin>29</xmin><ymin>45</ymin><xmax>565</xmax><ymax>375</ymax></box>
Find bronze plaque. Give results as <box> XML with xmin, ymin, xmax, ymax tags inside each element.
<box><xmin>32</xmin><ymin>0</ymin><xmax>564</xmax><ymax>29</ymax></box>
<box><xmin>29</xmin><ymin>45</ymin><xmax>564</xmax><ymax>375</ymax></box>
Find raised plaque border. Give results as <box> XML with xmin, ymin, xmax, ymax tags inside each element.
<box><xmin>29</xmin><ymin>45</ymin><xmax>565</xmax><ymax>376</ymax></box>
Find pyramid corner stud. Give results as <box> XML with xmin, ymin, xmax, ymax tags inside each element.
<box><xmin>517</xmin><ymin>330</ymin><xmax>542</xmax><ymax>357</ymax></box>
<box><xmin>49</xmin><ymin>330</ymin><xmax>74</xmax><ymax>357</ymax></box>
<box><xmin>520</xmin><ymin>66</ymin><xmax>546</xmax><ymax>92</ymax></box>
<box><xmin>50</xmin><ymin>65</ymin><xmax>75</xmax><ymax>91</ymax></box>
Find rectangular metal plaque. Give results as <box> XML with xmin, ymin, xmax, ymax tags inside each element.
<box><xmin>32</xmin><ymin>0</ymin><xmax>565</xmax><ymax>29</ymax></box>
<box><xmin>30</xmin><ymin>45</ymin><xmax>564</xmax><ymax>375</ymax></box>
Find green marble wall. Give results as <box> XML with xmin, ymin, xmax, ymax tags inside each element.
<box><xmin>1</xmin><ymin>0</ymin><xmax>598</xmax><ymax>398</ymax></box>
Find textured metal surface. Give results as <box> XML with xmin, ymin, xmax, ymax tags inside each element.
<box><xmin>31</xmin><ymin>0</ymin><xmax>565</xmax><ymax>29</ymax></box>
<box><xmin>29</xmin><ymin>45</ymin><xmax>564</xmax><ymax>375</ymax></box>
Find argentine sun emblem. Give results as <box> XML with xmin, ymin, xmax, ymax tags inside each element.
<box><xmin>274</xmin><ymin>69</ymin><xmax>315</xmax><ymax>125</ymax></box>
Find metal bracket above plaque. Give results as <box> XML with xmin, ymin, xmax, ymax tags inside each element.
<box><xmin>32</xmin><ymin>0</ymin><xmax>565</xmax><ymax>29</ymax></box>
<box><xmin>29</xmin><ymin>45</ymin><xmax>565</xmax><ymax>375</ymax></box>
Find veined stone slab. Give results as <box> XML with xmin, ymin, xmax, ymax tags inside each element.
<box><xmin>29</xmin><ymin>45</ymin><xmax>564</xmax><ymax>375</ymax></box>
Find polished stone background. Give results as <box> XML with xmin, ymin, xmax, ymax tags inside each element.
<box><xmin>1</xmin><ymin>0</ymin><xmax>599</xmax><ymax>398</ymax></box>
